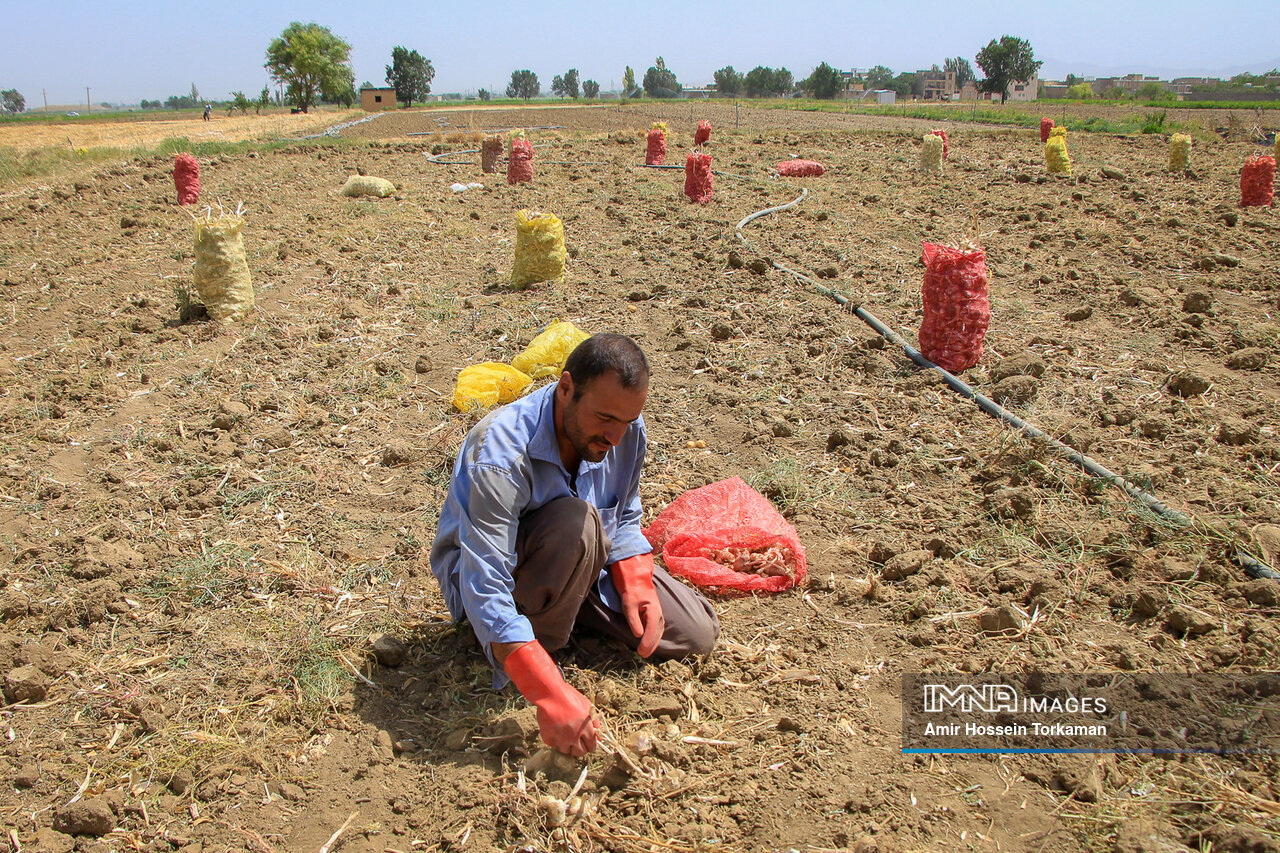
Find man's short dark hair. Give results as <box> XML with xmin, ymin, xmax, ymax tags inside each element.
<box><xmin>564</xmin><ymin>334</ymin><xmax>649</xmax><ymax>398</ymax></box>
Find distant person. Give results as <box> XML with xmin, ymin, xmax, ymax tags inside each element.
<box><xmin>203</xmin><ymin>103</ymin><xmax>211</xmax><ymax>121</ymax></box>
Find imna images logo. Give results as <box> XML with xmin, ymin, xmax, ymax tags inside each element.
<box><xmin>923</xmin><ymin>683</ymin><xmax>1019</xmax><ymax>713</ymax></box>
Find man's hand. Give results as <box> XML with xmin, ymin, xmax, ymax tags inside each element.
<box><xmin>501</xmin><ymin>640</ymin><xmax>599</xmax><ymax>756</ymax></box>
<box><xmin>610</xmin><ymin>553</ymin><xmax>665</xmax><ymax>658</ymax></box>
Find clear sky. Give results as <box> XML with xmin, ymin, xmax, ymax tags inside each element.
<box><xmin>4</xmin><ymin>0</ymin><xmax>1278</xmax><ymax>107</ymax></box>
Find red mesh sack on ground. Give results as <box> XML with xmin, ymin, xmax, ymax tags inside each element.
<box><xmin>1040</xmin><ymin>118</ymin><xmax>1054</xmax><ymax>143</ymax></box>
<box><xmin>777</xmin><ymin>159</ymin><xmax>825</xmax><ymax>177</ymax></box>
<box><xmin>173</xmin><ymin>154</ymin><xmax>200</xmax><ymax>205</ymax></box>
<box><xmin>684</xmin><ymin>151</ymin><xmax>713</xmax><ymax>203</ymax></box>
<box><xmin>646</xmin><ymin>127</ymin><xmax>667</xmax><ymax>166</ymax></box>
<box><xmin>930</xmin><ymin>129</ymin><xmax>950</xmax><ymax>159</ymax></box>
<box><xmin>694</xmin><ymin>120</ymin><xmax>711</xmax><ymax>146</ymax></box>
<box><xmin>1241</xmin><ymin>155</ymin><xmax>1276</xmax><ymax>207</ymax></box>
<box><xmin>643</xmin><ymin>477</ymin><xmax>807</xmax><ymax>595</ymax></box>
<box><xmin>481</xmin><ymin>135</ymin><xmax>503</xmax><ymax>173</ymax></box>
<box><xmin>507</xmin><ymin>138</ymin><xmax>533</xmax><ymax>185</ymax></box>
<box><xmin>919</xmin><ymin>242</ymin><xmax>990</xmax><ymax>374</ymax></box>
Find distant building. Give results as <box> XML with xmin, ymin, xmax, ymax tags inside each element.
<box><xmin>957</xmin><ymin>74</ymin><xmax>1037</xmax><ymax>102</ymax></box>
<box><xmin>1006</xmin><ymin>73</ymin><xmax>1038</xmax><ymax>101</ymax></box>
<box><xmin>863</xmin><ymin>89</ymin><xmax>896</xmax><ymax>105</ymax></box>
<box><xmin>916</xmin><ymin>69</ymin><xmax>958</xmax><ymax>100</ymax></box>
<box><xmin>360</xmin><ymin>87</ymin><xmax>396</xmax><ymax>111</ymax></box>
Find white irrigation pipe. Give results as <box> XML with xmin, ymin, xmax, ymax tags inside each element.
<box><xmin>734</xmin><ymin>187</ymin><xmax>1278</xmax><ymax>581</ymax></box>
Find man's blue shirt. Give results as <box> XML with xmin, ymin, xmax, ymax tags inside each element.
<box><xmin>429</xmin><ymin>381</ymin><xmax>649</xmax><ymax>685</ymax></box>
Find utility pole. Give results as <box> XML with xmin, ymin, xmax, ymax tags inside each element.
<box><xmin>42</xmin><ymin>89</ymin><xmax>47</xmax><ymax>113</ymax></box>
<box><xmin>86</xmin><ymin>87</ymin><xmax>91</xmax><ymax>113</ymax></box>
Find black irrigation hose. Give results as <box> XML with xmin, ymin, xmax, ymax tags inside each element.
<box><xmin>735</xmin><ymin>190</ymin><xmax>1280</xmax><ymax>582</ymax></box>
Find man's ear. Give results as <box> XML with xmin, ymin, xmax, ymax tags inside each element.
<box><xmin>556</xmin><ymin>371</ymin><xmax>574</xmax><ymax>399</ymax></box>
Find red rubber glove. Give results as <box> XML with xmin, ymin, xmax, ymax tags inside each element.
<box><xmin>610</xmin><ymin>553</ymin><xmax>665</xmax><ymax>658</ymax></box>
<box><xmin>503</xmin><ymin>640</ymin><xmax>599</xmax><ymax>756</ymax></box>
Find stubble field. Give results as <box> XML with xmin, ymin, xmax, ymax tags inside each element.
<box><xmin>0</xmin><ymin>101</ymin><xmax>1278</xmax><ymax>853</ymax></box>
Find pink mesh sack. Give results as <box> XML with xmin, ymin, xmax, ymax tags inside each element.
<box><xmin>507</xmin><ymin>138</ymin><xmax>533</xmax><ymax>185</ymax></box>
<box><xmin>173</xmin><ymin>154</ymin><xmax>200</xmax><ymax>205</ymax></box>
<box><xmin>644</xmin><ymin>477</ymin><xmax>807</xmax><ymax>594</ymax></box>
<box><xmin>777</xmin><ymin>159</ymin><xmax>825</xmax><ymax>177</ymax></box>
<box><xmin>1241</xmin><ymin>155</ymin><xmax>1275</xmax><ymax>207</ymax></box>
<box><xmin>694</xmin><ymin>120</ymin><xmax>711</xmax><ymax>146</ymax></box>
<box><xmin>1040</xmin><ymin>118</ymin><xmax>1054</xmax><ymax>143</ymax></box>
<box><xmin>646</xmin><ymin>128</ymin><xmax>667</xmax><ymax>166</ymax></box>
<box><xmin>919</xmin><ymin>242</ymin><xmax>990</xmax><ymax>374</ymax></box>
<box><xmin>684</xmin><ymin>151</ymin><xmax>713</xmax><ymax>203</ymax></box>
<box><xmin>930</xmin><ymin>129</ymin><xmax>949</xmax><ymax>159</ymax></box>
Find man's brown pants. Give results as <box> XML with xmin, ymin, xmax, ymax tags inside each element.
<box><xmin>513</xmin><ymin>497</ymin><xmax>719</xmax><ymax>659</ymax></box>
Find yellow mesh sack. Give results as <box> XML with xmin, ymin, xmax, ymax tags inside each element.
<box><xmin>193</xmin><ymin>214</ymin><xmax>254</xmax><ymax>322</ymax></box>
<box><xmin>511</xmin><ymin>209</ymin><xmax>566</xmax><ymax>289</ymax></box>
<box><xmin>452</xmin><ymin>363</ymin><xmax>532</xmax><ymax>412</ymax></box>
<box><xmin>1048</xmin><ymin>126</ymin><xmax>1067</xmax><ymax>140</ymax></box>
<box><xmin>340</xmin><ymin>175</ymin><xmax>396</xmax><ymax>198</ymax></box>
<box><xmin>1169</xmin><ymin>133</ymin><xmax>1192</xmax><ymax>172</ymax></box>
<box><xmin>1046</xmin><ymin>137</ymin><xmax>1072</xmax><ymax>175</ymax></box>
<box><xmin>511</xmin><ymin>321</ymin><xmax>590</xmax><ymax>379</ymax></box>
<box><xmin>509</xmin><ymin>129</ymin><xmax>528</xmax><ymax>156</ymax></box>
<box><xmin>920</xmin><ymin>134</ymin><xmax>943</xmax><ymax>172</ymax></box>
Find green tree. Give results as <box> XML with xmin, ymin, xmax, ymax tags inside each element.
<box><xmin>944</xmin><ymin>56</ymin><xmax>975</xmax><ymax>89</ymax></box>
<box><xmin>551</xmin><ymin>68</ymin><xmax>580</xmax><ymax>98</ymax></box>
<box><xmin>1136</xmin><ymin>81</ymin><xmax>1170</xmax><ymax>101</ymax></box>
<box><xmin>643</xmin><ymin>56</ymin><xmax>680</xmax><ymax>98</ymax></box>
<box><xmin>622</xmin><ymin>66</ymin><xmax>637</xmax><ymax>98</ymax></box>
<box><xmin>1066</xmin><ymin>82</ymin><xmax>1093</xmax><ymax>99</ymax></box>
<box><xmin>1065</xmin><ymin>73</ymin><xmax>1082</xmax><ymax>87</ymax></box>
<box><xmin>773</xmin><ymin>68</ymin><xmax>794</xmax><ymax>95</ymax></box>
<box><xmin>801</xmin><ymin>62</ymin><xmax>842</xmax><ymax>99</ymax></box>
<box><xmin>190</xmin><ymin>83</ymin><xmax>201</xmax><ymax>104</ymax></box>
<box><xmin>506</xmin><ymin>70</ymin><xmax>539</xmax><ymax>100</ymax></box>
<box><xmin>257</xmin><ymin>86</ymin><xmax>271</xmax><ymax>113</ymax></box>
<box><xmin>386</xmin><ymin>46</ymin><xmax>435</xmax><ymax>108</ymax></box>
<box><xmin>1</xmin><ymin>89</ymin><xmax>24</xmax><ymax>113</ymax></box>
<box><xmin>892</xmin><ymin>72</ymin><xmax>918</xmax><ymax>98</ymax></box>
<box><xmin>744</xmin><ymin>66</ymin><xmax>792</xmax><ymax>97</ymax></box>
<box><xmin>478</xmin><ymin>88</ymin><xmax>491</xmax><ymax>101</ymax></box>
<box><xmin>265</xmin><ymin>21</ymin><xmax>355</xmax><ymax>113</ymax></box>
<box><xmin>714</xmin><ymin>66</ymin><xmax>743</xmax><ymax>96</ymax></box>
<box><xmin>230</xmin><ymin>91</ymin><xmax>251</xmax><ymax>114</ymax></box>
<box><xmin>582</xmin><ymin>79</ymin><xmax>599</xmax><ymax>99</ymax></box>
<box><xmin>975</xmin><ymin>35</ymin><xmax>1042</xmax><ymax>103</ymax></box>
<box><xmin>863</xmin><ymin>65</ymin><xmax>895</xmax><ymax>90</ymax></box>
<box><xmin>330</xmin><ymin>80</ymin><xmax>356</xmax><ymax>107</ymax></box>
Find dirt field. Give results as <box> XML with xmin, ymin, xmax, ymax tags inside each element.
<box><xmin>0</xmin><ymin>109</ymin><xmax>362</xmax><ymax>153</ymax></box>
<box><xmin>1</xmin><ymin>103</ymin><xmax>1278</xmax><ymax>853</ymax></box>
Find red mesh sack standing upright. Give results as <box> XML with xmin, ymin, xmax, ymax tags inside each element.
<box><xmin>694</xmin><ymin>120</ymin><xmax>711</xmax><ymax>146</ymax></box>
<box><xmin>919</xmin><ymin>242</ymin><xmax>991</xmax><ymax>374</ymax></box>
<box><xmin>507</xmin><ymin>137</ymin><xmax>534</xmax><ymax>185</ymax></box>
<box><xmin>173</xmin><ymin>154</ymin><xmax>200</xmax><ymax>205</ymax></box>
<box><xmin>646</xmin><ymin>127</ymin><xmax>667</xmax><ymax>166</ymax></box>
<box><xmin>930</xmin><ymin>129</ymin><xmax>950</xmax><ymax>159</ymax></box>
<box><xmin>643</xmin><ymin>477</ymin><xmax>807</xmax><ymax>595</ymax></box>
<box><xmin>684</xmin><ymin>151</ymin><xmax>713</xmax><ymax>203</ymax></box>
<box><xmin>1241</xmin><ymin>155</ymin><xmax>1276</xmax><ymax>207</ymax></box>
<box><xmin>1040</xmin><ymin>118</ymin><xmax>1054</xmax><ymax>143</ymax></box>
